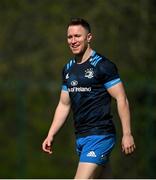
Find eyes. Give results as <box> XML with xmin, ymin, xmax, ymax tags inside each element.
<box><xmin>67</xmin><ymin>34</ymin><xmax>81</xmax><ymax>40</ymax></box>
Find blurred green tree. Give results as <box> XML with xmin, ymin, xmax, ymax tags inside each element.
<box><xmin>0</xmin><ymin>0</ymin><xmax>155</xmax><ymax>178</ymax></box>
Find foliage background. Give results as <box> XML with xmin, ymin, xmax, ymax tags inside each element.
<box><xmin>0</xmin><ymin>0</ymin><xmax>156</xmax><ymax>178</ymax></box>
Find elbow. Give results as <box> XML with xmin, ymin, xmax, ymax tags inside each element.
<box><xmin>116</xmin><ymin>95</ymin><xmax>129</xmax><ymax>107</ymax></box>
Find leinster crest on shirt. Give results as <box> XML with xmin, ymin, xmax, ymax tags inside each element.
<box><xmin>84</xmin><ymin>68</ymin><xmax>94</xmax><ymax>79</ymax></box>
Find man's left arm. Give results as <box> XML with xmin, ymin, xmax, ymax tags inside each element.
<box><xmin>107</xmin><ymin>82</ymin><xmax>136</xmax><ymax>154</ymax></box>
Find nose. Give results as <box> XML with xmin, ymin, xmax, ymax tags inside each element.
<box><xmin>71</xmin><ymin>37</ymin><xmax>76</xmax><ymax>44</ymax></box>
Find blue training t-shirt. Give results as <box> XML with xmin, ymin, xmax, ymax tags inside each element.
<box><xmin>62</xmin><ymin>50</ymin><xmax>121</xmax><ymax>137</ymax></box>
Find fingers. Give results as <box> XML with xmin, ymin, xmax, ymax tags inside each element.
<box><xmin>42</xmin><ymin>140</ymin><xmax>52</xmax><ymax>154</ymax></box>
<box><xmin>122</xmin><ymin>144</ymin><xmax>136</xmax><ymax>155</ymax></box>
<box><xmin>122</xmin><ymin>134</ymin><xmax>136</xmax><ymax>155</ymax></box>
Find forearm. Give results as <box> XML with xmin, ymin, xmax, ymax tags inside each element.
<box><xmin>108</xmin><ymin>83</ymin><xmax>135</xmax><ymax>154</ymax></box>
<box><xmin>47</xmin><ymin>102</ymin><xmax>70</xmax><ymax>138</ymax></box>
<box><xmin>117</xmin><ymin>96</ymin><xmax>132</xmax><ymax>135</ymax></box>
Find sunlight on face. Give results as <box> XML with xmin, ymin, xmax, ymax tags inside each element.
<box><xmin>67</xmin><ymin>25</ymin><xmax>92</xmax><ymax>55</ymax></box>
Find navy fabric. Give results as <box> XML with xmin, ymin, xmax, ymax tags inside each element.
<box><xmin>62</xmin><ymin>51</ymin><xmax>121</xmax><ymax>137</ymax></box>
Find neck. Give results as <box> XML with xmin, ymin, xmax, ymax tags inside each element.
<box><xmin>75</xmin><ymin>47</ymin><xmax>93</xmax><ymax>64</ymax></box>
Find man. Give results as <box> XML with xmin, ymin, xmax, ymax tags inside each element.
<box><xmin>42</xmin><ymin>18</ymin><xmax>136</xmax><ymax>179</ymax></box>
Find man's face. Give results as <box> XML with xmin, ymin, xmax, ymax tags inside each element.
<box><xmin>67</xmin><ymin>25</ymin><xmax>92</xmax><ymax>55</ymax></box>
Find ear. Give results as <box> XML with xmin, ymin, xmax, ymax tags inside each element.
<box><xmin>87</xmin><ymin>33</ymin><xmax>92</xmax><ymax>43</ymax></box>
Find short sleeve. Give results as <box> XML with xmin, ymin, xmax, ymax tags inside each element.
<box><xmin>96</xmin><ymin>58</ymin><xmax>121</xmax><ymax>89</ymax></box>
<box><xmin>61</xmin><ymin>66</ymin><xmax>68</xmax><ymax>92</ymax></box>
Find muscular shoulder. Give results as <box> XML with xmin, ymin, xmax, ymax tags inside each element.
<box><xmin>63</xmin><ymin>58</ymin><xmax>76</xmax><ymax>71</ymax></box>
<box><xmin>98</xmin><ymin>57</ymin><xmax>118</xmax><ymax>75</ymax></box>
<box><xmin>90</xmin><ymin>52</ymin><xmax>117</xmax><ymax>74</ymax></box>
<box><xmin>62</xmin><ymin>58</ymin><xmax>75</xmax><ymax>78</ymax></box>
<box><xmin>90</xmin><ymin>52</ymin><xmax>119</xmax><ymax>82</ymax></box>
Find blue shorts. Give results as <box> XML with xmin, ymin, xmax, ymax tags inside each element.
<box><xmin>76</xmin><ymin>134</ymin><xmax>116</xmax><ymax>165</ymax></box>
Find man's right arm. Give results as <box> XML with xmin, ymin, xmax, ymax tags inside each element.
<box><xmin>42</xmin><ymin>90</ymin><xmax>71</xmax><ymax>154</ymax></box>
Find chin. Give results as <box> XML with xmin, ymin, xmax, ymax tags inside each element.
<box><xmin>73</xmin><ymin>52</ymin><xmax>81</xmax><ymax>55</ymax></box>
<box><xmin>71</xmin><ymin>50</ymin><xmax>81</xmax><ymax>55</ymax></box>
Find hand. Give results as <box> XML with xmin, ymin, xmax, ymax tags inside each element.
<box><xmin>42</xmin><ymin>136</ymin><xmax>53</xmax><ymax>154</ymax></box>
<box><xmin>122</xmin><ymin>134</ymin><xmax>136</xmax><ymax>155</ymax></box>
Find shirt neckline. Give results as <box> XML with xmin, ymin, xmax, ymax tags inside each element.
<box><xmin>75</xmin><ymin>50</ymin><xmax>96</xmax><ymax>65</ymax></box>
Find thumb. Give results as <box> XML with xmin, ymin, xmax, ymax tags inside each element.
<box><xmin>47</xmin><ymin>140</ymin><xmax>51</xmax><ymax>147</ymax></box>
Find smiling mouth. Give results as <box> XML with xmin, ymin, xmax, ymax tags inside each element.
<box><xmin>71</xmin><ymin>45</ymin><xmax>80</xmax><ymax>49</ymax></box>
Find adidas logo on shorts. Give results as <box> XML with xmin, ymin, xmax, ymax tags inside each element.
<box><xmin>87</xmin><ymin>151</ymin><xmax>97</xmax><ymax>157</ymax></box>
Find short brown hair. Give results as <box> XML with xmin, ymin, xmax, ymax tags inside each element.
<box><xmin>67</xmin><ymin>18</ymin><xmax>91</xmax><ymax>33</ymax></box>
